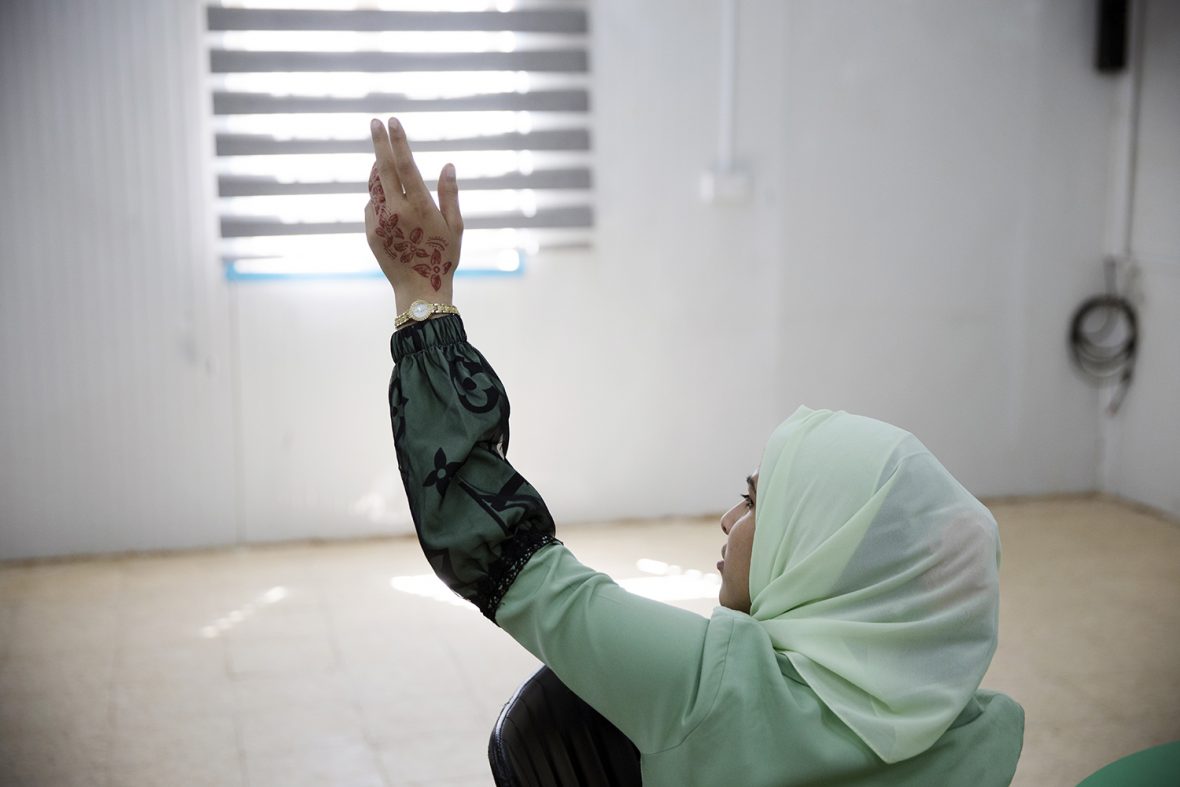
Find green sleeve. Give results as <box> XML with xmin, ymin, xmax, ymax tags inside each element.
<box><xmin>496</xmin><ymin>545</ymin><xmax>735</xmax><ymax>755</ymax></box>
<box><xmin>389</xmin><ymin>315</ymin><xmax>558</xmax><ymax>619</ymax></box>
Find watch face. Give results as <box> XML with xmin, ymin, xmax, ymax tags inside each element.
<box><xmin>410</xmin><ymin>301</ymin><xmax>432</xmax><ymax>321</ymax></box>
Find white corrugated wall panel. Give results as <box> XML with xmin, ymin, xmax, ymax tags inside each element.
<box><xmin>0</xmin><ymin>0</ymin><xmax>237</xmax><ymax>559</ymax></box>
<box><xmin>1102</xmin><ymin>0</ymin><xmax>1180</xmax><ymax>519</ymax></box>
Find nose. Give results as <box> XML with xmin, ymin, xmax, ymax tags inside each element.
<box><xmin>719</xmin><ymin>510</ymin><xmax>732</xmax><ymax>535</ymax></box>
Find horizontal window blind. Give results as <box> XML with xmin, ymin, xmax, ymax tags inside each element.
<box><xmin>204</xmin><ymin>0</ymin><xmax>593</xmax><ymax>280</ymax></box>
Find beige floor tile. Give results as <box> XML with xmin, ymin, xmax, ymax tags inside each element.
<box><xmin>0</xmin><ymin>760</ymin><xmax>110</xmax><ymax>787</ymax></box>
<box><xmin>0</xmin><ymin>723</ymin><xmax>111</xmax><ymax>782</ymax></box>
<box><xmin>111</xmin><ymin>675</ymin><xmax>236</xmax><ymax>724</ymax></box>
<box><xmin>377</xmin><ymin>726</ymin><xmax>491</xmax><ymax>784</ymax></box>
<box><xmin>114</xmin><ymin>639</ymin><xmax>229</xmax><ymax>683</ymax></box>
<box><xmin>328</xmin><ymin>585</ymin><xmax>471</xmax><ymax>636</ymax></box>
<box><xmin>227</xmin><ymin>634</ymin><xmax>339</xmax><ymax>677</ymax></box>
<box><xmin>219</xmin><ymin>607</ymin><xmax>332</xmax><ymax>644</ymax></box>
<box><xmin>244</xmin><ymin>738</ymin><xmax>385</xmax><ymax>787</ymax></box>
<box><xmin>118</xmin><ymin>615</ymin><xmax>222</xmax><ymax>651</ymax></box>
<box><xmin>119</xmin><ymin>597</ymin><xmax>250</xmax><ymax>644</ymax></box>
<box><xmin>0</xmin><ymin>600</ymin><xmax>16</xmax><ymax>651</ymax></box>
<box><xmin>447</xmin><ymin>633</ymin><xmax>543</xmax><ymax>716</ymax></box>
<box><xmin>0</xmin><ymin>650</ymin><xmax>114</xmax><ymax>702</ymax></box>
<box><xmin>6</xmin><ymin>562</ymin><xmax>124</xmax><ymax>603</ymax></box>
<box><xmin>359</xmin><ymin>691</ymin><xmax>491</xmax><ymax>746</ymax></box>
<box><xmin>109</xmin><ymin>712</ymin><xmax>237</xmax><ymax>770</ymax></box>
<box><xmin>118</xmin><ymin>561</ymin><xmax>252</xmax><ymax>598</ymax></box>
<box><xmin>230</xmin><ymin>547</ymin><xmax>314</xmax><ymax>576</ymax></box>
<box><xmin>237</xmin><ymin>699</ymin><xmax>365</xmax><ymax>756</ymax></box>
<box><xmin>232</xmin><ymin>670</ymin><xmax>353</xmax><ymax>713</ymax></box>
<box><xmin>326</xmin><ymin>605</ymin><xmax>437</xmax><ymax>644</ymax></box>
<box><xmin>107</xmin><ymin>755</ymin><xmax>246</xmax><ymax>787</ymax></box>
<box><xmin>0</xmin><ymin>693</ymin><xmax>112</xmax><ymax>737</ymax></box>
<box><xmin>7</xmin><ymin>600</ymin><xmax>121</xmax><ymax>658</ymax></box>
<box><xmin>1065</xmin><ymin>666</ymin><xmax>1180</xmax><ymax>722</ymax></box>
<box><xmin>0</xmin><ymin>567</ymin><xmax>35</xmax><ymax>602</ymax></box>
<box><xmin>314</xmin><ymin>567</ymin><xmax>420</xmax><ymax>604</ymax></box>
<box><xmin>335</xmin><ymin>628</ymin><xmax>462</xmax><ymax>684</ymax></box>
<box><xmin>343</xmin><ymin>661</ymin><xmax>476</xmax><ymax>708</ymax></box>
<box><xmin>335</xmin><ymin>624</ymin><xmax>454</xmax><ymax>669</ymax></box>
<box><xmin>1012</xmin><ymin>709</ymin><xmax>1180</xmax><ymax>787</ymax></box>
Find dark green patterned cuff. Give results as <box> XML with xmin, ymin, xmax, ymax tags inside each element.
<box><xmin>390</xmin><ymin>314</ymin><xmax>466</xmax><ymax>362</ymax></box>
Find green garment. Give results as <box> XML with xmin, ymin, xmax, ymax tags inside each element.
<box><xmin>390</xmin><ymin>316</ymin><xmax>1024</xmax><ymax>786</ymax></box>
<box><xmin>499</xmin><ymin>548</ymin><xmax>1024</xmax><ymax>786</ymax></box>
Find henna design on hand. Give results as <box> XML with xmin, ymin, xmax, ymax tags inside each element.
<box><xmin>373</xmin><ymin>204</ymin><xmax>405</xmax><ymax>257</ymax></box>
<box><xmin>369</xmin><ymin>164</ymin><xmax>454</xmax><ymax>291</ymax></box>
<box><xmin>373</xmin><ymin>205</ymin><xmax>454</xmax><ymax>291</ymax></box>
<box><xmin>368</xmin><ymin>166</ymin><xmax>385</xmax><ymax>204</ymax></box>
<box><xmin>411</xmin><ymin>236</ymin><xmax>454</xmax><ymax>291</ymax></box>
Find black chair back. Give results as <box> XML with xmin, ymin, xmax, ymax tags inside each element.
<box><xmin>488</xmin><ymin>666</ymin><xmax>642</xmax><ymax>786</ymax></box>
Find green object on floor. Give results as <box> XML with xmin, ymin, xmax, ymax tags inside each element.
<box><xmin>1078</xmin><ymin>740</ymin><xmax>1180</xmax><ymax>786</ymax></box>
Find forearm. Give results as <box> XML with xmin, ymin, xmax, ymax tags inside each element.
<box><xmin>389</xmin><ymin>315</ymin><xmax>558</xmax><ymax>619</ymax></box>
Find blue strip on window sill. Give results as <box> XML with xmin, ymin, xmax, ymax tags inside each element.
<box><xmin>225</xmin><ymin>259</ymin><xmax>526</xmax><ymax>282</ymax></box>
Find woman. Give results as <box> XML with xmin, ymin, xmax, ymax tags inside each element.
<box><xmin>366</xmin><ymin>117</ymin><xmax>1025</xmax><ymax>786</ymax></box>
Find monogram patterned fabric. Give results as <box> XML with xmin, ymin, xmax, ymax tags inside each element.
<box><xmin>389</xmin><ymin>316</ymin><xmax>559</xmax><ymax>620</ymax></box>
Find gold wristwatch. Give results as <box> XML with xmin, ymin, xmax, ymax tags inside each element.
<box><xmin>394</xmin><ymin>299</ymin><xmax>460</xmax><ymax>330</ymax></box>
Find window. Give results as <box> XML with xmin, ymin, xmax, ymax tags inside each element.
<box><xmin>205</xmin><ymin>0</ymin><xmax>593</xmax><ymax>280</ymax></box>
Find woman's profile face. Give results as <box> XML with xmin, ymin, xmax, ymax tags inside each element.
<box><xmin>717</xmin><ymin>469</ymin><xmax>758</xmax><ymax>613</ymax></box>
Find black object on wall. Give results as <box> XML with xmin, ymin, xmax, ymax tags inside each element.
<box><xmin>1096</xmin><ymin>0</ymin><xmax>1130</xmax><ymax>72</ymax></box>
<box><xmin>1069</xmin><ymin>259</ymin><xmax>1139</xmax><ymax>415</ymax></box>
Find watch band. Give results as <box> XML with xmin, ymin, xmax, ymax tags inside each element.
<box><xmin>395</xmin><ymin>299</ymin><xmax>460</xmax><ymax>329</ymax></box>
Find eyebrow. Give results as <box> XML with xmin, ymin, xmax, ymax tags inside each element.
<box><xmin>746</xmin><ymin>475</ymin><xmax>756</xmax><ymax>499</ymax></box>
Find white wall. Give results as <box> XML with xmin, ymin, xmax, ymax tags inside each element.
<box><xmin>0</xmin><ymin>0</ymin><xmax>237</xmax><ymax>559</ymax></box>
<box><xmin>1101</xmin><ymin>0</ymin><xmax>1180</xmax><ymax>519</ymax></box>
<box><xmin>2</xmin><ymin>0</ymin><xmax>1148</xmax><ymax>559</ymax></box>
<box><xmin>768</xmin><ymin>0</ymin><xmax>1114</xmax><ymax>496</ymax></box>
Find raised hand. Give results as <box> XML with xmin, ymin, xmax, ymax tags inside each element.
<box><xmin>365</xmin><ymin>117</ymin><xmax>463</xmax><ymax>312</ymax></box>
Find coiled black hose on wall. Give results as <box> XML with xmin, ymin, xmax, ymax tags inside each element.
<box><xmin>1069</xmin><ymin>258</ymin><xmax>1139</xmax><ymax>415</ymax></box>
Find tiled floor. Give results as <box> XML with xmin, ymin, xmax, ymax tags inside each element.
<box><xmin>1</xmin><ymin>496</ymin><xmax>1178</xmax><ymax>786</ymax></box>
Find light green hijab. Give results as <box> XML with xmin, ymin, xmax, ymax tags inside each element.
<box><xmin>751</xmin><ymin>406</ymin><xmax>1001</xmax><ymax>764</ymax></box>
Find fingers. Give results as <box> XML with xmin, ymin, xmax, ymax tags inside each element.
<box><xmin>369</xmin><ymin>119</ymin><xmax>402</xmax><ymax>200</ymax></box>
<box><xmin>437</xmin><ymin>163</ymin><xmax>464</xmax><ymax>236</ymax></box>
<box><xmin>385</xmin><ymin>117</ymin><xmax>430</xmax><ymax>202</ymax></box>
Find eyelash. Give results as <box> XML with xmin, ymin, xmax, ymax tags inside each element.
<box><xmin>740</xmin><ymin>493</ymin><xmax>754</xmax><ymax>509</ymax></box>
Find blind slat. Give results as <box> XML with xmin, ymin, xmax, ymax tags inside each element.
<box><xmin>212</xmin><ymin>89</ymin><xmax>588</xmax><ymax>115</ymax></box>
<box><xmin>216</xmin><ymin>130</ymin><xmax>589</xmax><ymax>156</ymax></box>
<box><xmin>207</xmin><ymin>8</ymin><xmax>588</xmax><ymax>34</ymax></box>
<box><xmin>221</xmin><ymin>206</ymin><xmax>593</xmax><ymax>237</ymax></box>
<box><xmin>210</xmin><ymin>50</ymin><xmax>587</xmax><ymax>73</ymax></box>
<box><xmin>218</xmin><ymin>169</ymin><xmax>593</xmax><ymax>196</ymax></box>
